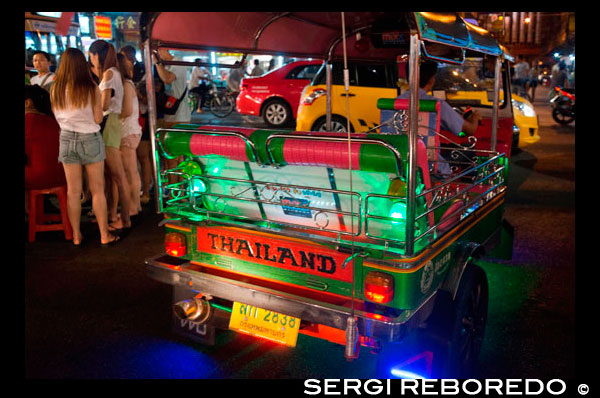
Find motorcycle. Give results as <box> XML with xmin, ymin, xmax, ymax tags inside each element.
<box><xmin>549</xmin><ymin>86</ymin><xmax>575</xmax><ymax>125</ymax></box>
<box><xmin>538</xmin><ymin>72</ymin><xmax>551</xmax><ymax>87</ymax></box>
<box><xmin>188</xmin><ymin>79</ymin><xmax>236</xmax><ymax>118</ymax></box>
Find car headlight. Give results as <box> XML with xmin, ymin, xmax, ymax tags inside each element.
<box><xmin>512</xmin><ymin>99</ymin><xmax>536</xmax><ymax>117</ymax></box>
<box><xmin>301</xmin><ymin>88</ymin><xmax>326</xmax><ymax>105</ymax></box>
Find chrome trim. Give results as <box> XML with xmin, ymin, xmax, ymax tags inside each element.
<box><xmin>405</xmin><ymin>33</ymin><xmax>420</xmax><ymax>256</ymax></box>
<box><xmin>145</xmin><ymin>253</ymin><xmax>426</xmax><ymax>342</ymax></box>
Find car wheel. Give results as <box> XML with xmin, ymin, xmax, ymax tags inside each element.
<box><xmin>263</xmin><ymin>99</ymin><xmax>292</xmax><ymax>127</ymax></box>
<box><xmin>312</xmin><ymin>116</ymin><xmax>353</xmax><ymax>132</ymax></box>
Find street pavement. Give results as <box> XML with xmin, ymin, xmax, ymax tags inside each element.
<box><xmin>25</xmin><ymin>85</ymin><xmax>576</xmax><ymax>380</ymax></box>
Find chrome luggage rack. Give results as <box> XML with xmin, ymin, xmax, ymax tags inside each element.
<box><xmin>156</xmin><ymin>126</ymin><xmax>507</xmax><ymax>254</ymax></box>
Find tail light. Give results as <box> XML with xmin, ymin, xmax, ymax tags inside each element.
<box><xmin>301</xmin><ymin>88</ymin><xmax>326</xmax><ymax>105</ymax></box>
<box><xmin>165</xmin><ymin>232</ymin><xmax>187</xmax><ymax>257</ymax></box>
<box><xmin>364</xmin><ymin>271</ymin><xmax>394</xmax><ymax>304</ymax></box>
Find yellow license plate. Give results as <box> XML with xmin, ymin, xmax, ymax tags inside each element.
<box><xmin>229</xmin><ymin>302</ymin><xmax>301</xmax><ymax>347</ymax></box>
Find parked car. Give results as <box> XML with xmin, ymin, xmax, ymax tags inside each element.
<box><xmin>296</xmin><ymin>59</ymin><xmax>539</xmax><ymax>149</ymax></box>
<box><xmin>295</xmin><ymin>61</ymin><xmax>398</xmax><ymax>132</ymax></box>
<box><xmin>236</xmin><ymin>59</ymin><xmax>323</xmax><ymax>127</ymax></box>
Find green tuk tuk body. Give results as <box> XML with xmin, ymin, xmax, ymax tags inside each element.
<box><xmin>142</xmin><ymin>12</ymin><xmax>514</xmax><ymax>378</ymax></box>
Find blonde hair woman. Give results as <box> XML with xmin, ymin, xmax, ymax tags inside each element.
<box><xmin>50</xmin><ymin>48</ymin><xmax>119</xmax><ymax>246</ymax></box>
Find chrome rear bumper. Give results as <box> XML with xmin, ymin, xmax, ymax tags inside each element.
<box><xmin>145</xmin><ymin>253</ymin><xmax>431</xmax><ymax>342</ymax></box>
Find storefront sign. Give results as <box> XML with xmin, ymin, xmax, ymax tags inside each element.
<box><xmin>114</xmin><ymin>13</ymin><xmax>139</xmax><ymax>34</ymax></box>
<box><xmin>94</xmin><ymin>15</ymin><xmax>112</xmax><ymax>39</ymax></box>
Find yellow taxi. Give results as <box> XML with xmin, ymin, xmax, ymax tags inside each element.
<box><xmin>511</xmin><ymin>93</ymin><xmax>540</xmax><ymax>146</ymax></box>
<box><xmin>296</xmin><ymin>59</ymin><xmax>539</xmax><ymax>148</ymax></box>
<box><xmin>296</xmin><ymin>62</ymin><xmax>397</xmax><ymax>132</ymax></box>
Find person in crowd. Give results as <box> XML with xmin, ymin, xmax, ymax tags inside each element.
<box><xmin>550</xmin><ymin>61</ymin><xmax>570</xmax><ymax>89</ymax></box>
<box><xmin>49</xmin><ymin>48</ymin><xmax>118</xmax><ymax>246</ymax></box>
<box><xmin>25</xmin><ymin>84</ymin><xmax>65</xmax><ymax>213</ymax></box>
<box><xmin>513</xmin><ymin>56</ymin><xmax>530</xmax><ymax>96</ymax></box>
<box><xmin>133</xmin><ymin>63</ymin><xmax>163</xmax><ymax>205</ymax></box>
<box><xmin>152</xmin><ymin>48</ymin><xmax>191</xmax><ymax>190</ymax></box>
<box><xmin>133</xmin><ymin>77</ymin><xmax>155</xmax><ymax>205</ymax></box>
<box><xmin>226</xmin><ymin>60</ymin><xmax>246</xmax><ymax>92</ymax></box>
<box><xmin>189</xmin><ymin>58</ymin><xmax>212</xmax><ymax>113</ymax></box>
<box><xmin>268</xmin><ymin>58</ymin><xmax>276</xmax><ymax>72</ymax></box>
<box><xmin>528</xmin><ymin>61</ymin><xmax>539</xmax><ymax>102</ymax></box>
<box><xmin>30</xmin><ymin>51</ymin><xmax>55</xmax><ymax>91</ymax></box>
<box><xmin>117</xmin><ymin>53</ymin><xmax>143</xmax><ymax>217</ymax></box>
<box><xmin>397</xmin><ymin>60</ymin><xmax>481</xmax><ymax>176</ymax></box>
<box><xmin>249</xmin><ymin>59</ymin><xmax>264</xmax><ymax>76</ymax></box>
<box><xmin>548</xmin><ymin>61</ymin><xmax>570</xmax><ymax>101</ymax></box>
<box><xmin>88</xmin><ymin>40</ymin><xmax>132</xmax><ymax>231</ymax></box>
<box><xmin>119</xmin><ymin>46</ymin><xmax>155</xmax><ymax>206</ymax></box>
<box><xmin>119</xmin><ymin>45</ymin><xmax>145</xmax><ymax>83</ymax></box>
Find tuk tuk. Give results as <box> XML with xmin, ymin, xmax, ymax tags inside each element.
<box><xmin>141</xmin><ymin>12</ymin><xmax>513</xmax><ymax>378</ymax></box>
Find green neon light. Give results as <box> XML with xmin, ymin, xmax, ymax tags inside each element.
<box><xmin>211</xmin><ymin>302</ymin><xmax>232</xmax><ymax>313</ymax></box>
<box><xmin>390</xmin><ymin>201</ymin><xmax>407</xmax><ymax>220</ymax></box>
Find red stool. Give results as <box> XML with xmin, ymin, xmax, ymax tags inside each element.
<box><xmin>27</xmin><ymin>185</ymin><xmax>73</xmax><ymax>242</ymax></box>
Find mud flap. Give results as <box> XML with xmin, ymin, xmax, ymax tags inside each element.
<box><xmin>171</xmin><ymin>285</ymin><xmax>216</xmax><ymax>345</ymax></box>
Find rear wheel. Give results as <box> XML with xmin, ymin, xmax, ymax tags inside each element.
<box><xmin>442</xmin><ymin>263</ymin><xmax>488</xmax><ymax>378</ymax></box>
<box><xmin>263</xmin><ymin>99</ymin><xmax>292</xmax><ymax>127</ymax></box>
<box><xmin>209</xmin><ymin>94</ymin><xmax>235</xmax><ymax>118</ymax></box>
<box><xmin>312</xmin><ymin>115</ymin><xmax>353</xmax><ymax>132</ymax></box>
<box><xmin>551</xmin><ymin>102</ymin><xmax>575</xmax><ymax>125</ymax></box>
<box><xmin>377</xmin><ymin>263</ymin><xmax>488</xmax><ymax>379</ymax></box>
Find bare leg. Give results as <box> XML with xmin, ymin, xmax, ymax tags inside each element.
<box><xmin>62</xmin><ymin>163</ymin><xmax>83</xmax><ymax>244</ymax></box>
<box><xmin>105</xmin><ymin>146</ymin><xmax>132</xmax><ymax>229</ymax></box>
<box><xmin>121</xmin><ymin>145</ymin><xmax>142</xmax><ymax>215</ymax></box>
<box><xmin>83</xmin><ymin>160</ymin><xmax>117</xmax><ymax>243</ymax></box>
<box><xmin>136</xmin><ymin>140</ymin><xmax>153</xmax><ymax>204</ymax></box>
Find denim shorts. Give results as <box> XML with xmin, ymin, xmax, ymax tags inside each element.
<box><xmin>58</xmin><ymin>130</ymin><xmax>106</xmax><ymax>165</ymax></box>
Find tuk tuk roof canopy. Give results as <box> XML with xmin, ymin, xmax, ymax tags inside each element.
<box><xmin>143</xmin><ymin>12</ymin><xmax>504</xmax><ymax>62</ymax></box>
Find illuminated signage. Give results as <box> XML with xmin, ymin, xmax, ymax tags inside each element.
<box><xmin>94</xmin><ymin>15</ymin><xmax>112</xmax><ymax>39</ymax></box>
<box><xmin>114</xmin><ymin>13</ymin><xmax>139</xmax><ymax>34</ymax></box>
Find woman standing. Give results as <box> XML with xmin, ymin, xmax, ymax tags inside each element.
<box><xmin>50</xmin><ymin>48</ymin><xmax>118</xmax><ymax>246</ymax></box>
<box><xmin>88</xmin><ymin>40</ymin><xmax>132</xmax><ymax>231</ymax></box>
<box><xmin>119</xmin><ymin>45</ymin><xmax>154</xmax><ymax>206</ymax></box>
<box><xmin>117</xmin><ymin>53</ymin><xmax>143</xmax><ymax>216</ymax></box>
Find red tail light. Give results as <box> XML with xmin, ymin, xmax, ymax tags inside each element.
<box><xmin>165</xmin><ymin>232</ymin><xmax>187</xmax><ymax>257</ymax></box>
<box><xmin>364</xmin><ymin>271</ymin><xmax>394</xmax><ymax>304</ymax></box>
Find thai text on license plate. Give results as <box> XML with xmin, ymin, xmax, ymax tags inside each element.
<box><xmin>229</xmin><ymin>302</ymin><xmax>301</xmax><ymax>347</ymax></box>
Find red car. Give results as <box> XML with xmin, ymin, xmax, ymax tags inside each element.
<box><xmin>236</xmin><ymin>60</ymin><xmax>323</xmax><ymax>127</ymax></box>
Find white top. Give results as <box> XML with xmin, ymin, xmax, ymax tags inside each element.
<box><xmin>30</xmin><ymin>72</ymin><xmax>55</xmax><ymax>89</ymax></box>
<box><xmin>121</xmin><ymin>80</ymin><xmax>142</xmax><ymax>137</ymax></box>
<box><xmin>250</xmin><ymin>65</ymin><xmax>264</xmax><ymax>76</ymax></box>
<box><xmin>189</xmin><ymin>66</ymin><xmax>212</xmax><ymax>89</ymax></box>
<box><xmin>164</xmin><ymin>61</ymin><xmax>191</xmax><ymax>123</ymax></box>
<box><xmin>98</xmin><ymin>67</ymin><xmax>124</xmax><ymax>116</ymax></box>
<box><xmin>53</xmin><ymin>92</ymin><xmax>100</xmax><ymax>134</ymax></box>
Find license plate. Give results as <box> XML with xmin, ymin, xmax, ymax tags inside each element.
<box><xmin>229</xmin><ymin>302</ymin><xmax>301</xmax><ymax>347</ymax></box>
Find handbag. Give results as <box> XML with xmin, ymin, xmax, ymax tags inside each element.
<box><xmin>157</xmin><ymin>87</ymin><xmax>188</xmax><ymax>115</ymax></box>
